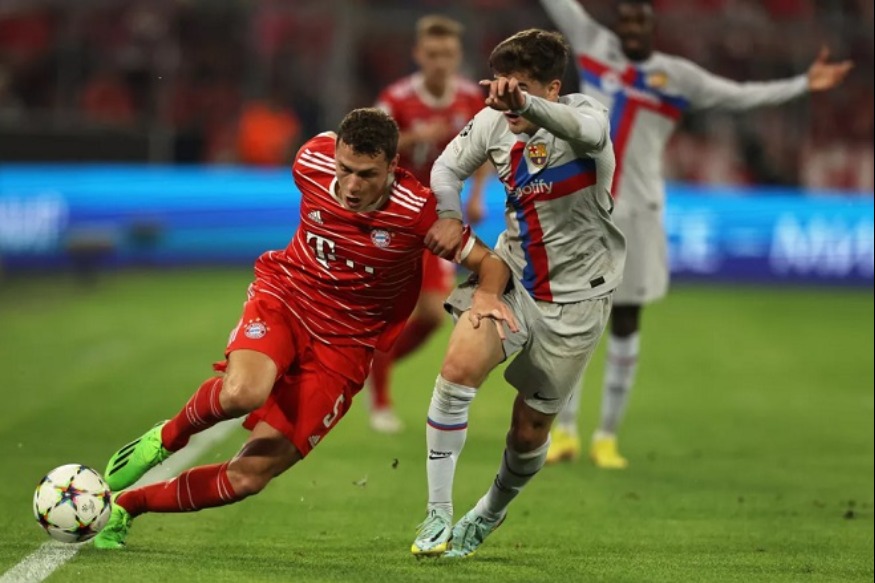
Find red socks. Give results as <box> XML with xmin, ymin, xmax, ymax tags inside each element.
<box><xmin>117</xmin><ymin>463</ymin><xmax>239</xmax><ymax>517</ymax></box>
<box><xmin>161</xmin><ymin>376</ymin><xmax>230</xmax><ymax>452</ymax></box>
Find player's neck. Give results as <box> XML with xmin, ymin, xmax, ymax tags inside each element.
<box><xmin>413</xmin><ymin>72</ymin><xmax>454</xmax><ymax>107</ymax></box>
<box><xmin>371</xmin><ymin>183</ymin><xmax>393</xmax><ymax>212</ymax></box>
<box><xmin>423</xmin><ymin>77</ymin><xmax>449</xmax><ymax>99</ymax></box>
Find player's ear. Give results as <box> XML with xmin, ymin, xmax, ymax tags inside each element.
<box><xmin>547</xmin><ymin>79</ymin><xmax>562</xmax><ymax>100</ymax></box>
<box><xmin>386</xmin><ymin>154</ymin><xmax>399</xmax><ymax>182</ymax></box>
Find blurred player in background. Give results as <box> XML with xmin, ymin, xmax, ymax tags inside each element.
<box><xmin>369</xmin><ymin>14</ymin><xmax>489</xmax><ymax>434</ymax></box>
<box><xmin>411</xmin><ymin>29</ymin><xmax>624</xmax><ymax>558</ymax></box>
<box><xmin>540</xmin><ymin>0</ymin><xmax>853</xmax><ymax>469</ymax></box>
<box><xmin>92</xmin><ymin>108</ymin><xmax>514</xmax><ymax>550</ymax></box>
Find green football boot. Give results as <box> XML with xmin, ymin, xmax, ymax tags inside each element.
<box><xmin>410</xmin><ymin>508</ymin><xmax>452</xmax><ymax>557</ymax></box>
<box><xmin>104</xmin><ymin>421</ymin><xmax>172</xmax><ymax>491</ymax></box>
<box><xmin>93</xmin><ymin>495</ymin><xmax>133</xmax><ymax>550</ymax></box>
<box><xmin>443</xmin><ymin>509</ymin><xmax>505</xmax><ymax>558</ymax></box>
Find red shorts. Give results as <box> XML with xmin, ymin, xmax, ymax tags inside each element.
<box><xmin>224</xmin><ymin>291</ymin><xmax>372</xmax><ymax>457</ymax></box>
<box><xmin>421</xmin><ymin>250</ymin><xmax>456</xmax><ymax>294</ymax></box>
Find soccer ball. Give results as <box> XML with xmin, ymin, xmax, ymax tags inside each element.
<box><xmin>33</xmin><ymin>464</ymin><xmax>112</xmax><ymax>543</ymax></box>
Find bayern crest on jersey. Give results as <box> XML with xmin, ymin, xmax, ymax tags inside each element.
<box><xmin>243</xmin><ymin>319</ymin><xmax>269</xmax><ymax>339</ymax></box>
<box><xmin>527</xmin><ymin>142</ymin><xmax>549</xmax><ymax>168</ymax></box>
<box><xmin>371</xmin><ymin>229</ymin><xmax>391</xmax><ymax>248</ymax></box>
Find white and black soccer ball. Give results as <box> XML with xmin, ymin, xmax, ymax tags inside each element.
<box><xmin>33</xmin><ymin>464</ymin><xmax>112</xmax><ymax>543</ymax></box>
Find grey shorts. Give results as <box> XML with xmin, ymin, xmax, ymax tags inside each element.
<box><xmin>445</xmin><ymin>276</ymin><xmax>612</xmax><ymax>415</ymax></box>
<box><xmin>613</xmin><ymin>207</ymin><xmax>669</xmax><ymax>305</ymax></box>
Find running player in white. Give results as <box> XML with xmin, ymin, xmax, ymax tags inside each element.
<box><xmin>540</xmin><ymin>0</ymin><xmax>853</xmax><ymax>469</ymax></box>
<box><xmin>411</xmin><ymin>29</ymin><xmax>625</xmax><ymax>558</ymax></box>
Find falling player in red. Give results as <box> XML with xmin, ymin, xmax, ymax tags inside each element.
<box><xmin>92</xmin><ymin>108</ymin><xmax>516</xmax><ymax>550</ymax></box>
<box><xmin>370</xmin><ymin>14</ymin><xmax>489</xmax><ymax>433</ymax></box>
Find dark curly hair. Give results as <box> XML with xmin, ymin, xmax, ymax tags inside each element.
<box><xmin>336</xmin><ymin>108</ymin><xmax>399</xmax><ymax>162</ymax></box>
<box><xmin>488</xmin><ymin>29</ymin><xmax>570</xmax><ymax>85</ymax></box>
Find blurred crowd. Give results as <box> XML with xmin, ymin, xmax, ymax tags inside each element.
<box><xmin>0</xmin><ymin>0</ymin><xmax>872</xmax><ymax>191</ymax></box>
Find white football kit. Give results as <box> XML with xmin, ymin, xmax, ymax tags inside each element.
<box><xmin>432</xmin><ymin>92</ymin><xmax>626</xmax><ymax>412</ymax></box>
<box><xmin>541</xmin><ymin>0</ymin><xmax>809</xmax><ymax>303</ymax></box>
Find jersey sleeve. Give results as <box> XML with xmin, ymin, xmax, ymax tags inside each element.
<box><xmin>671</xmin><ymin>57</ymin><xmax>809</xmax><ymax>112</ymax></box>
<box><xmin>292</xmin><ymin>133</ymin><xmax>334</xmax><ymax>188</ymax></box>
<box><xmin>430</xmin><ymin>108</ymin><xmax>493</xmax><ymax>219</ymax></box>
<box><xmin>517</xmin><ymin>93</ymin><xmax>609</xmax><ymax>153</ymax></box>
<box><xmin>411</xmin><ymin>192</ymin><xmax>439</xmax><ymax>238</ymax></box>
<box><xmin>539</xmin><ymin>0</ymin><xmax>614</xmax><ymax>56</ymax></box>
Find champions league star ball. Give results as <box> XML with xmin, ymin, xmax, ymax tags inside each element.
<box><xmin>33</xmin><ymin>464</ymin><xmax>112</xmax><ymax>543</ymax></box>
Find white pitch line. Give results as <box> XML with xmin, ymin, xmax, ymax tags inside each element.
<box><xmin>2</xmin><ymin>419</ymin><xmax>239</xmax><ymax>583</ymax></box>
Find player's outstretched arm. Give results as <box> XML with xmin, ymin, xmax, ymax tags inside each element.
<box><xmin>458</xmin><ymin>239</ymin><xmax>518</xmax><ymax>340</ymax></box>
<box><xmin>539</xmin><ymin>0</ymin><xmax>609</xmax><ymax>53</ymax></box>
<box><xmin>480</xmin><ymin>77</ymin><xmax>608</xmax><ymax>150</ymax></box>
<box><xmin>679</xmin><ymin>45</ymin><xmax>852</xmax><ymax>111</ymax></box>
<box><xmin>807</xmin><ymin>45</ymin><xmax>853</xmax><ymax>92</ymax></box>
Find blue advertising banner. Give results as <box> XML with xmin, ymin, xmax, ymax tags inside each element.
<box><xmin>1</xmin><ymin>165</ymin><xmax>872</xmax><ymax>286</ymax></box>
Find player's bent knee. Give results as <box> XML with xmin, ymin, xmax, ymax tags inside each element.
<box><xmin>439</xmin><ymin>358</ymin><xmax>480</xmax><ymax>387</ymax></box>
<box><xmin>509</xmin><ymin>406</ymin><xmax>552</xmax><ymax>451</ymax></box>
<box><xmin>219</xmin><ymin>376</ymin><xmax>271</xmax><ymax>414</ymax></box>
<box><xmin>508</xmin><ymin>425</ymin><xmax>550</xmax><ymax>453</ymax></box>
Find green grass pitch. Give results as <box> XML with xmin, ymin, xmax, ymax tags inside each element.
<box><xmin>1</xmin><ymin>269</ymin><xmax>872</xmax><ymax>582</ymax></box>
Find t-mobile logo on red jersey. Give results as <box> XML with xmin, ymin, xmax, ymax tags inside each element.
<box><xmin>507</xmin><ymin>179</ymin><xmax>553</xmax><ymax>199</ymax></box>
<box><xmin>305</xmin><ymin>231</ymin><xmax>375</xmax><ymax>274</ymax></box>
<box><xmin>306</xmin><ymin>231</ymin><xmax>336</xmax><ymax>268</ymax></box>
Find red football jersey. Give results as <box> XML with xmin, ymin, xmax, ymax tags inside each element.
<box><xmin>253</xmin><ymin>133</ymin><xmax>438</xmax><ymax>350</ymax></box>
<box><xmin>376</xmin><ymin>73</ymin><xmax>484</xmax><ymax>184</ymax></box>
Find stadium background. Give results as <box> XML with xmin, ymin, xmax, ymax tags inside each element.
<box><xmin>1</xmin><ymin>1</ymin><xmax>872</xmax><ymax>582</ymax></box>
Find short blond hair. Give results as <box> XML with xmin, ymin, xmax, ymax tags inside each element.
<box><xmin>415</xmin><ymin>14</ymin><xmax>464</xmax><ymax>40</ymax></box>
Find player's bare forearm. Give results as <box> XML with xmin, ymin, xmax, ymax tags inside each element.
<box><xmin>462</xmin><ymin>244</ymin><xmax>509</xmax><ymax>298</ymax></box>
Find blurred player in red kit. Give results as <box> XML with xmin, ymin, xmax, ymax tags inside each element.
<box><xmin>92</xmin><ymin>108</ymin><xmax>515</xmax><ymax>549</ymax></box>
<box><xmin>370</xmin><ymin>14</ymin><xmax>489</xmax><ymax>433</ymax></box>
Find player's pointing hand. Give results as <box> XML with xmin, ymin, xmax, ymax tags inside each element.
<box><xmin>479</xmin><ymin>77</ymin><xmax>527</xmax><ymax>112</ymax></box>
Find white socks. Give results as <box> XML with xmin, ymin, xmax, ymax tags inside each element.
<box><xmin>554</xmin><ymin>332</ymin><xmax>641</xmax><ymax>436</ymax></box>
<box><xmin>555</xmin><ymin>384</ymin><xmax>582</xmax><ymax>434</ymax></box>
<box><xmin>598</xmin><ymin>332</ymin><xmax>640</xmax><ymax>435</ymax></box>
<box><xmin>425</xmin><ymin>375</ymin><xmax>477</xmax><ymax>515</ymax></box>
<box><xmin>474</xmin><ymin>438</ymin><xmax>551</xmax><ymax>522</ymax></box>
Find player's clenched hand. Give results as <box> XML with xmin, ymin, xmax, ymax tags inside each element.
<box><xmin>425</xmin><ymin>218</ymin><xmax>463</xmax><ymax>259</ymax></box>
<box><xmin>479</xmin><ymin>77</ymin><xmax>527</xmax><ymax>112</ymax></box>
<box><xmin>468</xmin><ymin>291</ymin><xmax>519</xmax><ymax>341</ymax></box>
<box><xmin>808</xmin><ymin>45</ymin><xmax>853</xmax><ymax>92</ymax></box>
